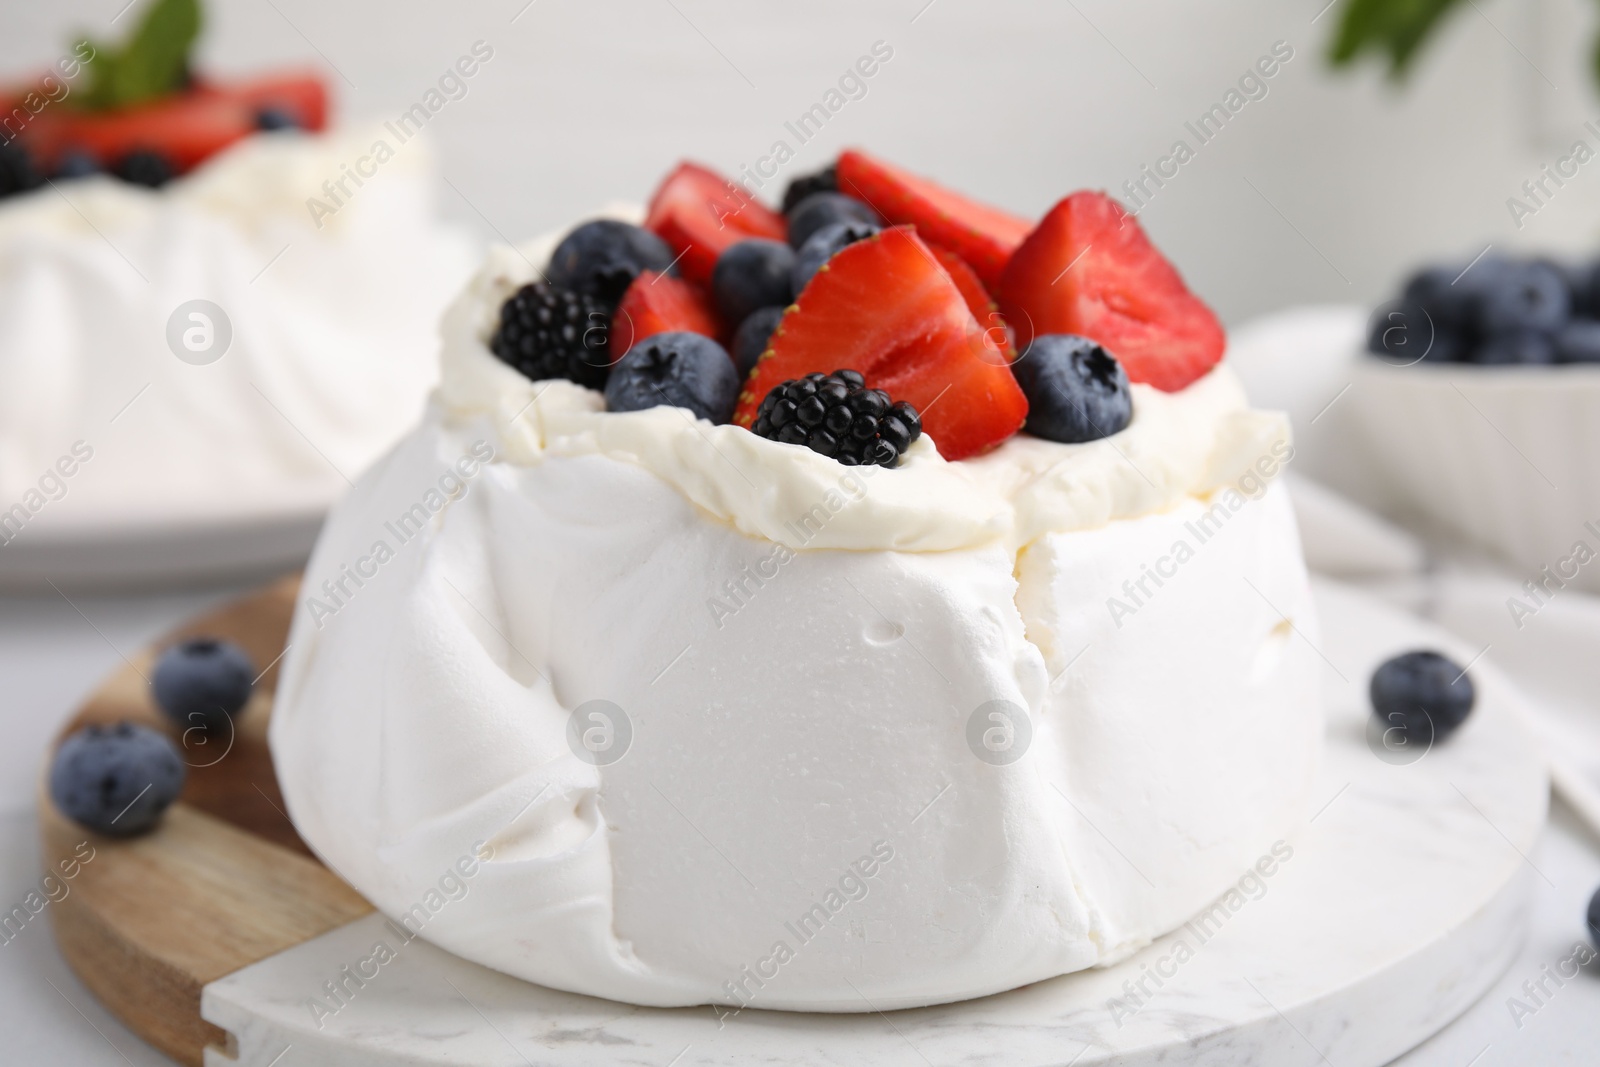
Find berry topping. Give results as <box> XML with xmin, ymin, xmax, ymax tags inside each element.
<box><xmin>0</xmin><ymin>144</ymin><xmax>43</xmax><ymax>198</ymax></box>
<box><xmin>792</xmin><ymin>220</ymin><xmax>882</xmax><ymax>293</ymax></box>
<box><xmin>837</xmin><ymin>148</ymin><xmax>1032</xmax><ymax>290</ymax></box>
<box><xmin>547</xmin><ymin>219</ymin><xmax>679</xmax><ymax>309</ymax></box>
<box><xmin>1013</xmin><ymin>335</ymin><xmax>1133</xmax><ymax>444</ymax></box>
<box><xmin>1475</xmin><ymin>261</ymin><xmax>1570</xmax><ymax>335</ymax></box>
<box><xmin>53</xmin><ymin>151</ymin><xmax>101</xmax><ymax>180</ymax></box>
<box><xmin>612</xmin><ymin>270</ymin><xmax>722</xmax><ymax>357</ymax></box>
<box><xmin>254</xmin><ymin>106</ymin><xmax>298</xmax><ymax>131</ymax></box>
<box><xmin>113</xmin><ymin>149</ymin><xmax>175</xmax><ymax>188</ymax></box>
<box><xmin>731</xmin><ymin>306</ymin><xmax>786</xmax><ymax>378</ymax></box>
<box><xmin>1370</xmin><ymin>650</ymin><xmax>1476</xmax><ymax>747</ymax></box>
<box><xmin>153</xmin><ymin>637</ymin><xmax>256</xmax><ymax>729</ymax></box>
<box><xmin>605</xmin><ymin>331</ymin><xmax>740</xmax><ymax>424</ymax></box>
<box><xmin>490</xmin><ymin>282</ymin><xmax>611</xmax><ymax>390</ymax></box>
<box><xmin>785</xmin><ymin>191</ymin><xmax>881</xmax><ymax>251</ymax></box>
<box><xmin>711</xmin><ymin>239</ymin><xmax>795</xmax><ymax>325</ymax></box>
<box><xmin>49</xmin><ymin>722</ymin><xmax>186</xmax><ymax>837</ymax></box>
<box><xmin>644</xmin><ymin>162</ymin><xmax>787</xmax><ymax>285</ymax></box>
<box><xmin>931</xmin><ymin>245</ymin><xmax>1012</xmax><ymax>362</ymax></box>
<box><xmin>780</xmin><ymin>164</ymin><xmax>838</xmax><ymax>213</ymax></box>
<box><xmin>735</xmin><ymin>227</ymin><xmax>1027</xmax><ymax>461</ymax></box>
<box><xmin>1000</xmin><ymin>191</ymin><xmax>1225</xmax><ymax>393</ymax></box>
<box><xmin>752</xmin><ymin>370</ymin><xmax>922</xmax><ymax>468</ymax></box>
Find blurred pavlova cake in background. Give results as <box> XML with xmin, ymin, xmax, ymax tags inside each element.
<box><xmin>0</xmin><ymin>0</ymin><xmax>475</xmax><ymax>585</ymax></box>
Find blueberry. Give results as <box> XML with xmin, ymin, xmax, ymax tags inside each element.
<box><xmin>1588</xmin><ymin>886</ymin><xmax>1600</xmax><ymax>951</ymax></box>
<box><xmin>113</xmin><ymin>150</ymin><xmax>174</xmax><ymax>188</ymax></box>
<box><xmin>1370</xmin><ymin>650</ymin><xmax>1475</xmax><ymax>748</ymax></box>
<box><xmin>780</xmin><ymin>164</ymin><xmax>838</xmax><ymax>214</ymax></box>
<box><xmin>1569</xmin><ymin>260</ymin><xmax>1600</xmax><ymax>318</ymax></box>
<box><xmin>52</xmin><ymin>150</ymin><xmax>101</xmax><ymax>180</ymax></box>
<box><xmin>255</xmin><ymin>106</ymin><xmax>299</xmax><ymax>131</ymax></box>
<box><xmin>0</xmin><ymin>143</ymin><xmax>43</xmax><ymax>198</ymax></box>
<box><xmin>152</xmin><ymin>637</ymin><xmax>256</xmax><ymax>731</ymax></box>
<box><xmin>786</xmin><ymin>192</ymin><xmax>881</xmax><ymax>250</ymax></box>
<box><xmin>1012</xmin><ymin>335</ymin><xmax>1133</xmax><ymax>444</ymax></box>
<box><xmin>711</xmin><ymin>240</ymin><xmax>795</xmax><ymax>326</ymax></box>
<box><xmin>49</xmin><ymin>722</ymin><xmax>186</xmax><ymax>836</ymax></box>
<box><xmin>604</xmin><ymin>331</ymin><xmax>740</xmax><ymax>424</ymax></box>
<box><xmin>731</xmin><ymin>306</ymin><xmax>786</xmax><ymax>378</ymax></box>
<box><xmin>1402</xmin><ymin>266</ymin><xmax>1477</xmax><ymax>338</ymax></box>
<box><xmin>1476</xmin><ymin>261</ymin><xmax>1569</xmax><ymax>335</ymax></box>
<box><xmin>1556</xmin><ymin>320</ymin><xmax>1600</xmax><ymax>363</ymax></box>
<box><xmin>546</xmin><ymin>220</ymin><xmax>678</xmax><ymax>308</ymax></box>
<box><xmin>792</xmin><ymin>220</ymin><xmax>882</xmax><ymax>293</ymax></box>
<box><xmin>1473</xmin><ymin>330</ymin><xmax>1556</xmax><ymax>366</ymax></box>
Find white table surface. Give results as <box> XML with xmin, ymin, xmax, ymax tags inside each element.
<box><xmin>0</xmin><ymin>579</ymin><xmax>1597</xmax><ymax>1064</ymax></box>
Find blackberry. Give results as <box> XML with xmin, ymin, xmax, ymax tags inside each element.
<box><xmin>490</xmin><ymin>281</ymin><xmax>611</xmax><ymax>389</ymax></box>
<box><xmin>751</xmin><ymin>370</ymin><xmax>921</xmax><ymax>468</ymax></box>
<box><xmin>0</xmin><ymin>144</ymin><xmax>42</xmax><ymax>198</ymax></box>
<box><xmin>781</xmin><ymin>164</ymin><xmax>838</xmax><ymax>214</ymax></box>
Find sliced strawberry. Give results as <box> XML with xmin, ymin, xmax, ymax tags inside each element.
<box><xmin>612</xmin><ymin>271</ymin><xmax>723</xmax><ymax>356</ymax></box>
<box><xmin>644</xmin><ymin>162</ymin><xmax>786</xmax><ymax>286</ymax></box>
<box><xmin>999</xmin><ymin>191</ymin><xmax>1225</xmax><ymax>393</ymax></box>
<box><xmin>931</xmin><ymin>245</ymin><xmax>1013</xmax><ymax>364</ymax></box>
<box><xmin>836</xmin><ymin>149</ymin><xmax>1032</xmax><ymax>292</ymax></box>
<box><xmin>18</xmin><ymin>72</ymin><xmax>328</xmax><ymax>174</ymax></box>
<box><xmin>735</xmin><ymin>227</ymin><xmax>1026</xmax><ymax>460</ymax></box>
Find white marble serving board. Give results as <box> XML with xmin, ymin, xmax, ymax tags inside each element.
<box><xmin>201</xmin><ymin>578</ymin><xmax>1549</xmax><ymax>1066</ymax></box>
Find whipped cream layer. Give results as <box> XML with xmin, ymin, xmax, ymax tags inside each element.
<box><xmin>273</xmin><ymin>229</ymin><xmax>1320</xmax><ymax>1007</ymax></box>
<box><xmin>437</xmin><ymin>229</ymin><xmax>1290</xmax><ymax>553</ymax></box>
<box><xmin>0</xmin><ymin>127</ymin><xmax>475</xmax><ymax>531</ymax></box>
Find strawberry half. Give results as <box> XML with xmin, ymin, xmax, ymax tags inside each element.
<box><xmin>735</xmin><ymin>227</ymin><xmax>1026</xmax><ymax>460</ymax></box>
<box><xmin>836</xmin><ymin>149</ymin><xmax>1032</xmax><ymax>292</ymax></box>
<box><xmin>932</xmin><ymin>245</ymin><xmax>1013</xmax><ymax>364</ymax></box>
<box><xmin>644</xmin><ymin>162</ymin><xmax>786</xmax><ymax>286</ymax></box>
<box><xmin>999</xmin><ymin>191</ymin><xmax>1225</xmax><ymax>393</ymax></box>
<box><xmin>612</xmin><ymin>271</ymin><xmax>723</xmax><ymax>357</ymax></box>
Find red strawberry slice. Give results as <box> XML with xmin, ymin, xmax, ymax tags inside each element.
<box><xmin>18</xmin><ymin>72</ymin><xmax>327</xmax><ymax>175</ymax></box>
<box><xmin>612</xmin><ymin>271</ymin><xmax>724</xmax><ymax>356</ymax></box>
<box><xmin>735</xmin><ymin>227</ymin><xmax>1026</xmax><ymax>460</ymax></box>
<box><xmin>644</xmin><ymin>162</ymin><xmax>786</xmax><ymax>286</ymax></box>
<box><xmin>931</xmin><ymin>245</ymin><xmax>1013</xmax><ymax>364</ymax></box>
<box><xmin>836</xmin><ymin>149</ymin><xmax>1032</xmax><ymax>292</ymax></box>
<box><xmin>999</xmin><ymin>191</ymin><xmax>1225</xmax><ymax>393</ymax></box>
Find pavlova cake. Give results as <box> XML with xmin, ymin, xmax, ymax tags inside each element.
<box><xmin>270</xmin><ymin>150</ymin><xmax>1322</xmax><ymax>1011</ymax></box>
<box><xmin>0</xmin><ymin>0</ymin><xmax>471</xmax><ymax>564</ymax></box>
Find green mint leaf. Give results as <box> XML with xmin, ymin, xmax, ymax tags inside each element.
<box><xmin>77</xmin><ymin>0</ymin><xmax>202</xmax><ymax>111</ymax></box>
<box><xmin>1327</xmin><ymin>0</ymin><xmax>1472</xmax><ymax>80</ymax></box>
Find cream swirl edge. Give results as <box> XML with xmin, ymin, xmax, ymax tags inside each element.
<box><xmin>436</xmin><ymin>227</ymin><xmax>1290</xmax><ymax>554</ymax></box>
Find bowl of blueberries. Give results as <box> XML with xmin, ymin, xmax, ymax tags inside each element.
<box><xmin>1355</xmin><ymin>253</ymin><xmax>1600</xmax><ymax>589</ymax></box>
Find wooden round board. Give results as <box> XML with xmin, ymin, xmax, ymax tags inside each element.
<box><xmin>40</xmin><ymin>577</ymin><xmax>1549</xmax><ymax>1066</ymax></box>
<box><xmin>37</xmin><ymin>575</ymin><xmax>371</xmax><ymax>1066</ymax></box>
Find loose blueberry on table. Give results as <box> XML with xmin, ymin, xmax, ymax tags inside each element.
<box><xmin>49</xmin><ymin>722</ymin><xmax>186</xmax><ymax>836</ymax></box>
<box><xmin>152</xmin><ymin>636</ymin><xmax>256</xmax><ymax>730</ymax></box>
<box><xmin>486</xmin><ymin>150</ymin><xmax>1226</xmax><ymax>466</ymax></box>
<box><xmin>1369</xmin><ymin>650</ymin><xmax>1476</xmax><ymax>746</ymax></box>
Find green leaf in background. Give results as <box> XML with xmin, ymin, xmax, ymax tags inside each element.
<box><xmin>1327</xmin><ymin>0</ymin><xmax>1472</xmax><ymax>80</ymax></box>
<box><xmin>77</xmin><ymin>0</ymin><xmax>203</xmax><ymax>111</ymax></box>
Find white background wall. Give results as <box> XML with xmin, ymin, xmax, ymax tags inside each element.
<box><xmin>9</xmin><ymin>0</ymin><xmax>1600</xmax><ymax>326</ymax></box>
